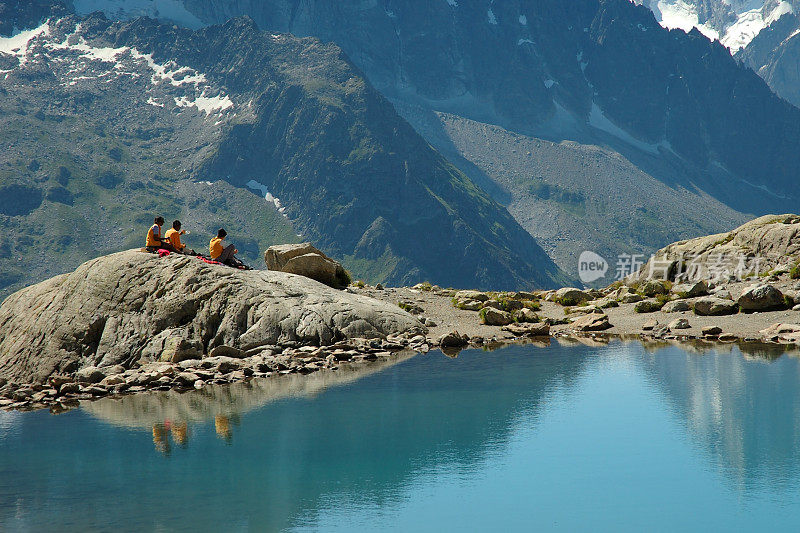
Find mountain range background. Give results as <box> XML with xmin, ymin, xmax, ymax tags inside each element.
<box><xmin>1</xmin><ymin>0</ymin><xmax>799</xmax><ymax>295</ymax></box>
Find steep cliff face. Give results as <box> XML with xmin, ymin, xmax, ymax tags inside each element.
<box><xmin>0</xmin><ymin>13</ymin><xmax>569</xmax><ymax>292</ymax></box>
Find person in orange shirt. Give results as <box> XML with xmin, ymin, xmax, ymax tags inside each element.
<box><xmin>209</xmin><ymin>228</ymin><xmax>249</xmax><ymax>269</ymax></box>
<box><xmin>164</xmin><ymin>220</ymin><xmax>194</xmax><ymax>255</ymax></box>
<box><xmin>145</xmin><ymin>216</ymin><xmax>179</xmax><ymax>253</ymax></box>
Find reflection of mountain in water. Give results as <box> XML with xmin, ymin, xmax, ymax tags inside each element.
<box><xmin>0</xmin><ymin>345</ymin><xmax>591</xmax><ymax>531</ymax></box>
<box><xmin>637</xmin><ymin>344</ymin><xmax>800</xmax><ymax>489</ymax></box>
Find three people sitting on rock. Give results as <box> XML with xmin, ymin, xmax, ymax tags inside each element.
<box><xmin>210</xmin><ymin>228</ymin><xmax>249</xmax><ymax>269</ymax></box>
<box><xmin>147</xmin><ymin>218</ymin><xmax>249</xmax><ymax>268</ymax></box>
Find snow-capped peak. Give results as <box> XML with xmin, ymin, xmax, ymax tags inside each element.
<box><xmin>635</xmin><ymin>0</ymin><xmax>795</xmax><ymax>52</ymax></box>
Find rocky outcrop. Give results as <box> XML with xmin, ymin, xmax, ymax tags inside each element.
<box><xmin>634</xmin><ymin>215</ymin><xmax>800</xmax><ymax>282</ymax></box>
<box><xmin>0</xmin><ymin>250</ymin><xmax>424</xmax><ymax>385</ymax></box>
<box><xmin>264</xmin><ymin>242</ymin><xmax>350</xmax><ymax>289</ymax></box>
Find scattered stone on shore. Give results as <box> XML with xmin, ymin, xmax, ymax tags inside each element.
<box><xmin>662</xmin><ymin>300</ymin><xmax>691</xmax><ymax>313</ymax></box>
<box><xmin>570</xmin><ymin>313</ymin><xmax>612</xmax><ymax>332</ymax></box>
<box><xmin>452</xmin><ymin>290</ymin><xmax>488</xmax><ymax>310</ymax></box>
<box><xmin>671</xmin><ymin>281</ymin><xmax>709</xmax><ymax>298</ymax></box>
<box><xmin>554</xmin><ymin>287</ymin><xmax>593</xmax><ymax>306</ymax></box>
<box><xmin>208</xmin><ymin>345</ymin><xmax>245</xmax><ymax>359</ymax></box>
<box><xmin>592</xmin><ymin>297</ymin><xmax>619</xmax><ymax>309</ymax></box>
<box><xmin>480</xmin><ymin>307</ymin><xmax>514</xmax><ymax>326</ymax></box>
<box><xmin>760</xmin><ymin>323</ymin><xmax>800</xmax><ymax>343</ymax></box>
<box><xmin>668</xmin><ymin>318</ymin><xmax>691</xmax><ymax>330</ymax></box>
<box><xmin>438</xmin><ymin>331</ymin><xmax>469</xmax><ymax>348</ymax></box>
<box><xmin>75</xmin><ymin>367</ymin><xmax>106</xmax><ymax>384</ymax></box>
<box><xmin>693</xmin><ymin>297</ymin><xmax>739</xmax><ymax>316</ymax></box>
<box><xmin>642</xmin><ymin>319</ymin><xmax>658</xmax><ymax>331</ymax></box>
<box><xmin>641</xmin><ymin>280</ymin><xmax>669</xmax><ymax>297</ymax></box>
<box><xmin>738</xmin><ymin>284</ymin><xmax>786</xmax><ymax>312</ymax></box>
<box><xmin>620</xmin><ymin>293</ymin><xmax>644</xmax><ymax>304</ymax></box>
<box><xmin>398</xmin><ymin>301</ymin><xmax>424</xmax><ymax>315</ymax></box>
<box><xmin>502</xmin><ymin>323</ymin><xmax>550</xmax><ymax>337</ymax></box>
<box><xmin>634</xmin><ymin>299</ymin><xmax>664</xmax><ymax>313</ymax></box>
<box><xmin>516</xmin><ymin>308</ymin><xmax>539</xmax><ymax>323</ymax></box>
<box><xmin>702</xmin><ymin>326</ymin><xmax>723</xmax><ymax>337</ymax></box>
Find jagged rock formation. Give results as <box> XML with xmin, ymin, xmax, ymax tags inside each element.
<box><xmin>0</xmin><ymin>249</ymin><xmax>425</xmax><ymax>385</ymax></box>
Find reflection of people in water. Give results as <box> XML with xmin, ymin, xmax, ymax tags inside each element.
<box><xmin>171</xmin><ymin>422</ymin><xmax>189</xmax><ymax>447</ymax></box>
<box><xmin>215</xmin><ymin>415</ymin><xmax>233</xmax><ymax>443</ymax></box>
<box><xmin>152</xmin><ymin>420</ymin><xmax>190</xmax><ymax>453</ymax></box>
<box><xmin>152</xmin><ymin>423</ymin><xmax>171</xmax><ymax>455</ymax></box>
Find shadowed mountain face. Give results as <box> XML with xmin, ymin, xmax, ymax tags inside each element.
<box><xmin>77</xmin><ymin>0</ymin><xmax>800</xmax><ymax>276</ymax></box>
<box><xmin>0</xmin><ymin>12</ymin><xmax>571</xmax><ymax>293</ymax></box>
<box><xmin>175</xmin><ymin>0</ymin><xmax>800</xmax><ymax>195</ymax></box>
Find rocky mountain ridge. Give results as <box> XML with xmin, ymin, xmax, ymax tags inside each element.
<box><xmin>61</xmin><ymin>0</ymin><xmax>800</xmax><ymax>279</ymax></box>
<box><xmin>0</xmin><ymin>11</ymin><xmax>570</xmax><ymax>292</ymax></box>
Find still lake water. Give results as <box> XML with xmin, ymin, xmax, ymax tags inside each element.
<box><xmin>2</xmin><ymin>340</ymin><xmax>800</xmax><ymax>532</ymax></box>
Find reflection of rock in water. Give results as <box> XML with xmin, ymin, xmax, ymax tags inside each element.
<box><xmin>638</xmin><ymin>344</ymin><xmax>800</xmax><ymax>488</ymax></box>
<box><xmin>1</xmin><ymin>344</ymin><xmax>593</xmax><ymax>531</ymax></box>
<box><xmin>84</xmin><ymin>351</ymin><xmax>418</xmax><ymax>430</ymax></box>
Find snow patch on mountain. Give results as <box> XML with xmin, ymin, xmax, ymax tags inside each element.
<box><xmin>246</xmin><ymin>180</ymin><xmax>287</xmax><ymax>215</ymax></box>
<box><xmin>639</xmin><ymin>0</ymin><xmax>794</xmax><ymax>52</ymax></box>
<box><xmin>73</xmin><ymin>0</ymin><xmax>204</xmax><ymax>29</ymax></box>
<box><xmin>0</xmin><ymin>20</ymin><xmax>234</xmax><ymax>119</ymax></box>
<box><xmin>0</xmin><ymin>23</ymin><xmax>51</xmax><ymax>69</ymax></box>
<box><xmin>720</xmin><ymin>1</ymin><xmax>793</xmax><ymax>51</ymax></box>
<box><xmin>654</xmin><ymin>0</ymin><xmax>720</xmax><ymax>39</ymax></box>
<box><xmin>589</xmin><ymin>103</ymin><xmax>662</xmax><ymax>155</ymax></box>
<box><xmin>175</xmin><ymin>94</ymin><xmax>233</xmax><ymax>115</ymax></box>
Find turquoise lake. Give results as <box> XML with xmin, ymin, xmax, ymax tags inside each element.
<box><xmin>2</xmin><ymin>340</ymin><xmax>800</xmax><ymax>532</ymax></box>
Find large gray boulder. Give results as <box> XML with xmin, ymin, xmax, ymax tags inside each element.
<box><xmin>693</xmin><ymin>297</ymin><xmax>739</xmax><ymax>316</ymax></box>
<box><xmin>554</xmin><ymin>287</ymin><xmax>592</xmax><ymax>305</ymax></box>
<box><xmin>264</xmin><ymin>242</ymin><xmax>350</xmax><ymax>289</ymax></box>
<box><xmin>738</xmin><ymin>284</ymin><xmax>786</xmax><ymax>312</ymax></box>
<box><xmin>0</xmin><ymin>250</ymin><xmax>424</xmax><ymax>385</ymax></box>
